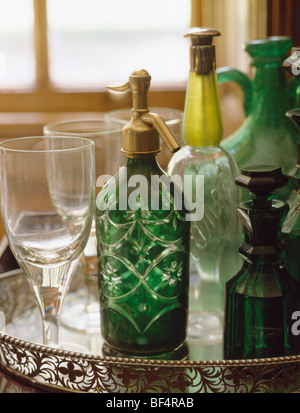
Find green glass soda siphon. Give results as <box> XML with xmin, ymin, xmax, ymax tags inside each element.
<box><xmin>223</xmin><ymin>166</ymin><xmax>300</xmax><ymax>360</ymax></box>
<box><xmin>96</xmin><ymin>69</ymin><xmax>190</xmax><ymax>359</ymax></box>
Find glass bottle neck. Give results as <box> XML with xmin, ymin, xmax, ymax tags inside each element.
<box><xmin>183</xmin><ymin>70</ymin><xmax>223</xmax><ymax>147</ymax></box>
<box><xmin>242</xmin><ymin>248</ymin><xmax>281</xmax><ymax>269</ymax></box>
<box><xmin>238</xmin><ymin>200</ymin><xmax>288</xmax><ymax>248</ymax></box>
<box><xmin>238</xmin><ymin>197</ymin><xmax>288</xmax><ymax>269</ymax></box>
<box><xmin>251</xmin><ymin>64</ymin><xmax>290</xmax><ymax>118</ymax></box>
<box><xmin>125</xmin><ymin>155</ymin><xmax>164</xmax><ymax>176</ymax></box>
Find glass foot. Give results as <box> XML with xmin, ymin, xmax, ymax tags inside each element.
<box><xmin>187</xmin><ymin>310</ymin><xmax>223</xmax><ymax>343</ymax></box>
<box><xmin>61</xmin><ymin>302</ymin><xmax>100</xmax><ymax>334</ymax></box>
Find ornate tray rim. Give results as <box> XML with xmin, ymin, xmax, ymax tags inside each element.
<box><xmin>2</xmin><ymin>332</ymin><xmax>300</xmax><ymax>394</ymax></box>
<box><xmin>2</xmin><ymin>331</ymin><xmax>300</xmax><ymax>368</ymax></box>
<box><xmin>2</xmin><ymin>269</ymin><xmax>300</xmax><ymax>393</ymax></box>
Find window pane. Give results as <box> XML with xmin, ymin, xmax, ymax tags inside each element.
<box><xmin>0</xmin><ymin>0</ymin><xmax>35</xmax><ymax>87</ymax></box>
<box><xmin>47</xmin><ymin>0</ymin><xmax>190</xmax><ymax>87</ymax></box>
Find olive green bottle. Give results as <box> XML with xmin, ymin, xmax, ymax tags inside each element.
<box><xmin>96</xmin><ymin>69</ymin><xmax>190</xmax><ymax>359</ymax></box>
<box><xmin>223</xmin><ymin>166</ymin><xmax>300</xmax><ymax>360</ymax></box>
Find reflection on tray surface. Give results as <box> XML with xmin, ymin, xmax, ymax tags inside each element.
<box><xmin>3</xmin><ymin>286</ymin><xmax>223</xmax><ymax>362</ymax></box>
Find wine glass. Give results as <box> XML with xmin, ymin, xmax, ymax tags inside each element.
<box><xmin>0</xmin><ymin>136</ymin><xmax>95</xmax><ymax>350</ymax></box>
<box><xmin>43</xmin><ymin>118</ymin><xmax>124</xmax><ymax>333</ymax></box>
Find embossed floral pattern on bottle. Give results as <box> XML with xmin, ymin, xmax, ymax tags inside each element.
<box><xmin>168</xmin><ymin>146</ymin><xmax>241</xmax><ymax>328</ymax></box>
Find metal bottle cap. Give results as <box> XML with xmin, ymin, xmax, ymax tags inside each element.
<box><xmin>184</xmin><ymin>27</ymin><xmax>221</xmax><ymax>74</ymax></box>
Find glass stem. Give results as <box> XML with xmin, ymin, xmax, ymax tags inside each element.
<box><xmin>42</xmin><ymin>315</ymin><xmax>59</xmax><ymax>346</ymax></box>
<box><xmin>20</xmin><ymin>257</ymin><xmax>81</xmax><ymax>348</ymax></box>
<box><xmin>85</xmin><ymin>274</ymin><xmax>99</xmax><ymax>307</ymax></box>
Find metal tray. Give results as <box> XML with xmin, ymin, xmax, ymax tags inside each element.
<box><xmin>1</xmin><ymin>268</ymin><xmax>300</xmax><ymax>393</ymax></box>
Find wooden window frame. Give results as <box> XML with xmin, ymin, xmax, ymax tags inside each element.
<box><xmin>0</xmin><ymin>0</ymin><xmax>187</xmax><ymax>138</ymax></box>
<box><xmin>4</xmin><ymin>1</ymin><xmax>299</xmax><ymax>118</ymax></box>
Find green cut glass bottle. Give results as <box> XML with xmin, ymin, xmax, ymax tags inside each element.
<box><xmin>218</xmin><ymin>37</ymin><xmax>300</xmax><ymax>177</ymax></box>
<box><xmin>223</xmin><ymin>166</ymin><xmax>300</xmax><ymax>360</ymax></box>
<box><xmin>96</xmin><ymin>69</ymin><xmax>190</xmax><ymax>359</ymax></box>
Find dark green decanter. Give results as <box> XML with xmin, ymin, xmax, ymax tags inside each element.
<box><xmin>223</xmin><ymin>166</ymin><xmax>300</xmax><ymax>360</ymax></box>
<box><xmin>96</xmin><ymin>69</ymin><xmax>190</xmax><ymax>359</ymax></box>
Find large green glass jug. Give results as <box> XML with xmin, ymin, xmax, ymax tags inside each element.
<box><xmin>217</xmin><ymin>36</ymin><xmax>300</xmax><ymax>175</ymax></box>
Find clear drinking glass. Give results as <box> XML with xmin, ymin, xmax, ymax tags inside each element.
<box><xmin>105</xmin><ymin>107</ymin><xmax>183</xmax><ymax>171</ymax></box>
<box><xmin>43</xmin><ymin>118</ymin><xmax>124</xmax><ymax>333</ymax></box>
<box><xmin>0</xmin><ymin>136</ymin><xmax>95</xmax><ymax>349</ymax></box>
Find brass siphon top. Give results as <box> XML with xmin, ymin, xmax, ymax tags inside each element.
<box><xmin>107</xmin><ymin>69</ymin><xmax>180</xmax><ymax>158</ymax></box>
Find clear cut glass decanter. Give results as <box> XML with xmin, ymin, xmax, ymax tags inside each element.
<box><xmin>168</xmin><ymin>28</ymin><xmax>242</xmax><ymax>343</ymax></box>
